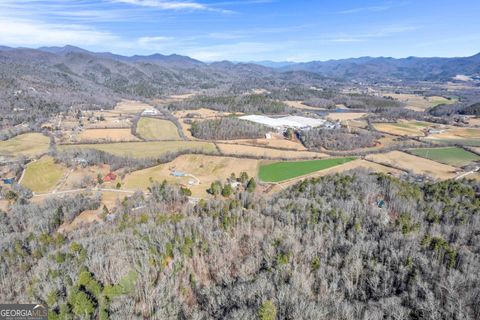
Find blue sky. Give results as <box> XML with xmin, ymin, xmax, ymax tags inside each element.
<box><xmin>0</xmin><ymin>0</ymin><xmax>478</xmax><ymax>61</ymax></box>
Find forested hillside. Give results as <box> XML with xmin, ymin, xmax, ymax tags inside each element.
<box><xmin>0</xmin><ymin>171</ymin><xmax>478</xmax><ymax>319</ymax></box>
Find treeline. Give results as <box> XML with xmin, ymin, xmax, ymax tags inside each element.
<box><xmin>168</xmin><ymin>94</ymin><xmax>290</xmax><ymax>114</ymax></box>
<box><xmin>0</xmin><ymin>172</ymin><xmax>479</xmax><ymax>319</ymax></box>
<box><xmin>300</xmin><ymin>128</ymin><xmax>381</xmax><ymax>151</ymax></box>
<box><xmin>190</xmin><ymin>117</ymin><xmax>269</xmax><ymax>140</ymax></box>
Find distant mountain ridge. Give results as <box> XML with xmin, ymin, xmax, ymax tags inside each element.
<box><xmin>1</xmin><ymin>45</ymin><xmax>478</xmax><ymax>81</ymax></box>
<box><xmin>275</xmin><ymin>54</ymin><xmax>480</xmax><ymax>81</ymax></box>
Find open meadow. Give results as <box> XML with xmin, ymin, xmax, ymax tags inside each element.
<box><xmin>325</xmin><ymin>112</ymin><xmax>367</xmax><ymax>122</ymax></box>
<box><xmin>136</xmin><ymin>117</ymin><xmax>181</xmax><ymax>140</ymax></box>
<box><xmin>0</xmin><ymin>133</ymin><xmax>50</xmax><ymax>158</ymax></box>
<box><xmin>111</xmin><ymin>100</ymin><xmax>153</xmax><ymax>115</ymax></box>
<box><xmin>373</xmin><ymin>120</ymin><xmax>432</xmax><ymax>136</ymax></box>
<box><xmin>59</xmin><ymin>141</ymin><xmax>217</xmax><ymax>159</ymax></box>
<box><xmin>217</xmin><ymin>143</ymin><xmax>327</xmax><ymax>159</ymax></box>
<box><xmin>20</xmin><ymin>156</ymin><xmax>66</xmax><ymax>193</ymax></box>
<box><xmin>77</xmin><ymin>128</ymin><xmax>139</xmax><ymax>142</ymax></box>
<box><xmin>219</xmin><ymin>136</ymin><xmax>307</xmax><ymax>150</ymax></box>
<box><xmin>383</xmin><ymin>93</ymin><xmax>456</xmax><ymax>111</ymax></box>
<box><xmin>266</xmin><ymin>159</ymin><xmax>404</xmax><ymax>193</ymax></box>
<box><xmin>123</xmin><ymin>154</ymin><xmax>259</xmax><ymax>197</ymax></box>
<box><xmin>366</xmin><ymin>151</ymin><xmax>459</xmax><ymax>180</ymax></box>
<box><xmin>259</xmin><ymin>157</ymin><xmax>356</xmax><ymax>183</ymax></box>
<box><xmin>409</xmin><ymin>147</ymin><xmax>480</xmax><ymax>167</ymax></box>
<box><xmin>424</xmin><ymin>127</ymin><xmax>480</xmax><ymax>146</ymax></box>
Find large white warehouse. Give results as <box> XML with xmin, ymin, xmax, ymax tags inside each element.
<box><xmin>239</xmin><ymin>115</ymin><xmax>329</xmax><ymax>130</ymax></box>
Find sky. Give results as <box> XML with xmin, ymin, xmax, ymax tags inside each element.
<box><xmin>0</xmin><ymin>0</ymin><xmax>479</xmax><ymax>62</ymax></box>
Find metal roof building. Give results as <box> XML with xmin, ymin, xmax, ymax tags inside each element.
<box><xmin>239</xmin><ymin>115</ymin><xmax>327</xmax><ymax>129</ymax></box>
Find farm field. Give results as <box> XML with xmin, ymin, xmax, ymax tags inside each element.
<box><xmin>220</xmin><ymin>136</ymin><xmax>307</xmax><ymax>150</ymax></box>
<box><xmin>284</xmin><ymin>100</ymin><xmax>325</xmax><ymax>110</ymax></box>
<box><xmin>425</xmin><ymin>127</ymin><xmax>480</xmax><ymax>146</ymax></box>
<box><xmin>365</xmin><ymin>151</ymin><xmax>458</xmax><ymax>180</ymax></box>
<box><xmin>111</xmin><ymin>100</ymin><xmax>152</xmax><ymax>114</ymax></box>
<box><xmin>259</xmin><ymin>157</ymin><xmax>356</xmax><ymax>183</ymax></box>
<box><xmin>172</xmin><ymin>108</ymin><xmax>237</xmax><ymax>119</ymax></box>
<box><xmin>267</xmin><ymin>159</ymin><xmax>404</xmax><ymax>193</ymax></box>
<box><xmin>123</xmin><ymin>154</ymin><xmax>259</xmax><ymax>197</ymax></box>
<box><xmin>0</xmin><ymin>133</ymin><xmax>50</xmax><ymax>158</ymax></box>
<box><xmin>77</xmin><ymin>128</ymin><xmax>139</xmax><ymax>142</ymax></box>
<box><xmin>136</xmin><ymin>117</ymin><xmax>180</xmax><ymax>140</ymax></box>
<box><xmin>59</xmin><ymin>141</ymin><xmax>217</xmax><ymax>159</ymax></box>
<box><xmin>20</xmin><ymin>156</ymin><xmax>66</xmax><ymax>193</ymax></box>
<box><xmin>217</xmin><ymin>143</ymin><xmax>328</xmax><ymax>159</ymax></box>
<box><xmin>409</xmin><ymin>147</ymin><xmax>480</xmax><ymax>167</ymax></box>
<box><xmin>373</xmin><ymin>120</ymin><xmax>432</xmax><ymax>136</ymax></box>
<box><xmin>383</xmin><ymin>93</ymin><xmax>455</xmax><ymax>111</ymax></box>
<box><xmin>325</xmin><ymin>112</ymin><xmax>367</xmax><ymax>121</ymax></box>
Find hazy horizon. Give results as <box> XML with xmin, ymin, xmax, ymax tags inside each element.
<box><xmin>0</xmin><ymin>0</ymin><xmax>479</xmax><ymax>62</ymax></box>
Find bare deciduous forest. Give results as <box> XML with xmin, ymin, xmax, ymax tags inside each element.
<box><xmin>1</xmin><ymin>172</ymin><xmax>479</xmax><ymax>319</ymax></box>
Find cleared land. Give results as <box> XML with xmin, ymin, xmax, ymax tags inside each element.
<box><xmin>284</xmin><ymin>100</ymin><xmax>326</xmax><ymax>110</ymax></box>
<box><xmin>59</xmin><ymin>165</ymin><xmax>111</xmax><ymax>191</ymax></box>
<box><xmin>136</xmin><ymin>117</ymin><xmax>180</xmax><ymax>140</ymax></box>
<box><xmin>123</xmin><ymin>154</ymin><xmax>259</xmax><ymax>197</ymax></box>
<box><xmin>220</xmin><ymin>136</ymin><xmax>307</xmax><ymax>150</ymax></box>
<box><xmin>58</xmin><ymin>210</ymin><xmax>101</xmax><ymax>233</ymax></box>
<box><xmin>383</xmin><ymin>93</ymin><xmax>455</xmax><ymax>111</ymax></box>
<box><xmin>373</xmin><ymin>120</ymin><xmax>432</xmax><ymax>136</ymax></box>
<box><xmin>366</xmin><ymin>151</ymin><xmax>458</xmax><ymax>180</ymax></box>
<box><xmin>410</xmin><ymin>147</ymin><xmax>480</xmax><ymax>167</ymax></box>
<box><xmin>172</xmin><ymin>108</ymin><xmax>237</xmax><ymax>119</ymax></box>
<box><xmin>60</xmin><ymin>141</ymin><xmax>217</xmax><ymax>159</ymax></box>
<box><xmin>20</xmin><ymin>156</ymin><xmax>66</xmax><ymax>193</ymax></box>
<box><xmin>267</xmin><ymin>159</ymin><xmax>404</xmax><ymax>193</ymax></box>
<box><xmin>259</xmin><ymin>157</ymin><xmax>356</xmax><ymax>183</ymax></box>
<box><xmin>325</xmin><ymin>112</ymin><xmax>367</xmax><ymax>121</ymax></box>
<box><xmin>425</xmin><ymin>127</ymin><xmax>480</xmax><ymax>146</ymax></box>
<box><xmin>217</xmin><ymin>143</ymin><xmax>328</xmax><ymax>159</ymax></box>
<box><xmin>112</xmin><ymin>100</ymin><xmax>152</xmax><ymax>114</ymax></box>
<box><xmin>78</xmin><ymin>128</ymin><xmax>139</xmax><ymax>142</ymax></box>
<box><xmin>0</xmin><ymin>133</ymin><xmax>50</xmax><ymax>158</ymax></box>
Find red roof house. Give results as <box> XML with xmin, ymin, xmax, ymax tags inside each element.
<box><xmin>104</xmin><ymin>172</ymin><xmax>117</xmax><ymax>182</ymax></box>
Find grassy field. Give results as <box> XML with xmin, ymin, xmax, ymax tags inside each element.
<box><xmin>123</xmin><ymin>154</ymin><xmax>259</xmax><ymax>197</ymax></box>
<box><xmin>425</xmin><ymin>128</ymin><xmax>480</xmax><ymax>146</ymax></box>
<box><xmin>366</xmin><ymin>151</ymin><xmax>458</xmax><ymax>180</ymax></box>
<box><xmin>0</xmin><ymin>133</ymin><xmax>50</xmax><ymax>158</ymax></box>
<box><xmin>373</xmin><ymin>121</ymin><xmax>431</xmax><ymax>136</ymax></box>
<box><xmin>21</xmin><ymin>156</ymin><xmax>66</xmax><ymax>193</ymax></box>
<box><xmin>78</xmin><ymin>128</ymin><xmax>139</xmax><ymax>142</ymax></box>
<box><xmin>60</xmin><ymin>141</ymin><xmax>217</xmax><ymax>159</ymax></box>
<box><xmin>217</xmin><ymin>143</ymin><xmax>327</xmax><ymax>159</ymax></box>
<box><xmin>136</xmin><ymin>117</ymin><xmax>180</xmax><ymax>140</ymax></box>
<box><xmin>266</xmin><ymin>159</ymin><xmax>404</xmax><ymax>193</ymax></box>
<box><xmin>410</xmin><ymin>147</ymin><xmax>480</xmax><ymax>167</ymax></box>
<box><xmin>259</xmin><ymin>157</ymin><xmax>356</xmax><ymax>182</ymax></box>
<box><xmin>383</xmin><ymin>93</ymin><xmax>456</xmax><ymax>111</ymax></box>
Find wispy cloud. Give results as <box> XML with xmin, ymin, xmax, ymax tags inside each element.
<box><xmin>112</xmin><ymin>0</ymin><xmax>234</xmax><ymax>13</ymax></box>
<box><xmin>338</xmin><ymin>4</ymin><xmax>392</xmax><ymax>14</ymax></box>
<box><xmin>326</xmin><ymin>25</ymin><xmax>419</xmax><ymax>43</ymax></box>
<box><xmin>0</xmin><ymin>17</ymin><xmax>119</xmax><ymax>48</ymax></box>
<box><xmin>112</xmin><ymin>0</ymin><xmax>207</xmax><ymax>10</ymax></box>
<box><xmin>138</xmin><ymin>36</ymin><xmax>175</xmax><ymax>45</ymax></box>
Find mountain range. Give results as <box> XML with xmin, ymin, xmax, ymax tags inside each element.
<box><xmin>2</xmin><ymin>45</ymin><xmax>479</xmax><ymax>82</ymax></box>
<box><xmin>1</xmin><ymin>44</ymin><xmax>479</xmax><ymax>128</ymax></box>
